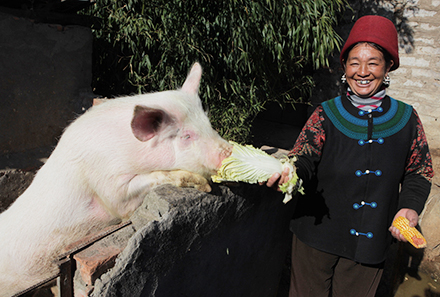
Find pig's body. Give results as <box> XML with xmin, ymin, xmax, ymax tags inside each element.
<box><xmin>0</xmin><ymin>63</ymin><xmax>231</xmax><ymax>296</ymax></box>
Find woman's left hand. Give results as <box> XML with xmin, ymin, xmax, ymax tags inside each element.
<box><xmin>261</xmin><ymin>166</ymin><xmax>290</xmax><ymax>192</ymax></box>
<box><xmin>389</xmin><ymin>208</ymin><xmax>419</xmax><ymax>242</ymax></box>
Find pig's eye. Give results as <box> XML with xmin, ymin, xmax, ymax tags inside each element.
<box><xmin>180</xmin><ymin>131</ymin><xmax>198</xmax><ymax>141</ymax></box>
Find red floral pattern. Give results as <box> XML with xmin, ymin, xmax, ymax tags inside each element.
<box><xmin>289</xmin><ymin>106</ymin><xmax>325</xmax><ymax>157</ymax></box>
<box><xmin>405</xmin><ymin>110</ymin><xmax>434</xmax><ymax>182</ymax></box>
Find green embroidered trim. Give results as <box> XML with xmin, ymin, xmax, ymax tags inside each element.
<box><xmin>322</xmin><ymin>96</ymin><xmax>413</xmax><ymax>140</ymax></box>
<box><xmin>324</xmin><ymin>98</ymin><xmax>367</xmax><ymax>139</ymax></box>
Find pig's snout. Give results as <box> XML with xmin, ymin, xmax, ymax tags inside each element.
<box><xmin>221</xmin><ymin>143</ymin><xmax>233</xmax><ymax>160</ymax></box>
<box><xmin>216</xmin><ymin>142</ymin><xmax>233</xmax><ymax>169</ymax></box>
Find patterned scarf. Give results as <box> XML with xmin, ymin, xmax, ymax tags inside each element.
<box><xmin>346</xmin><ymin>87</ymin><xmax>386</xmax><ymax>111</ymax></box>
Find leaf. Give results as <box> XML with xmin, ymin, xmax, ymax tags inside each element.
<box><xmin>81</xmin><ymin>0</ymin><xmax>348</xmax><ymax>143</ymax></box>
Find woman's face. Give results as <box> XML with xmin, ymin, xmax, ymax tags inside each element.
<box><xmin>343</xmin><ymin>43</ymin><xmax>393</xmax><ymax>98</ymax></box>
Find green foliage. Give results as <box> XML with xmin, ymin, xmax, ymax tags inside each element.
<box><xmin>83</xmin><ymin>0</ymin><xmax>346</xmax><ymax>143</ymax></box>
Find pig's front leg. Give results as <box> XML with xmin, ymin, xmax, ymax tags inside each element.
<box><xmin>134</xmin><ymin>170</ymin><xmax>212</xmax><ymax>193</ymax></box>
<box><xmin>103</xmin><ymin>171</ymin><xmax>212</xmax><ymax>219</ymax></box>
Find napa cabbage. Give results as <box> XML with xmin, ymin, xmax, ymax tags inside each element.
<box><xmin>212</xmin><ymin>142</ymin><xmax>304</xmax><ymax>203</ymax></box>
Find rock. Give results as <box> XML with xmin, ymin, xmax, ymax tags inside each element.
<box><xmin>0</xmin><ymin>169</ymin><xmax>35</xmax><ymax>213</ymax></box>
<box><xmin>420</xmin><ymin>183</ymin><xmax>440</xmax><ymax>279</ymax></box>
<box><xmin>91</xmin><ymin>184</ymin><xmax>295</xmax><ymax>297</ymax></box>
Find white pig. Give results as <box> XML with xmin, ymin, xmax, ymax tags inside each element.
<box><xmin>0</xmin><ymin>63</ymin><xmax>232</xmax><ymax>296</ymax></box>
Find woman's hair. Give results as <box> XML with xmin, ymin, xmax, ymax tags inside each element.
<box><xmin>342</xmin><ymin>42</ymin><xmax>393</xmax><ymax>70</ymax></box>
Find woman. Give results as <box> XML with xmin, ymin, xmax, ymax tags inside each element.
<box><xmin>267</xmin><ymin>15</ymin><xmax>434</xmax><ymax>297</ymax></box>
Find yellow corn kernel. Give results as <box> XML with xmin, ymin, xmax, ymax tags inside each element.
<box><xmin>392</xmin><ymin>216</ymin><xmax>427</xmax><ymax>249</ymax></box>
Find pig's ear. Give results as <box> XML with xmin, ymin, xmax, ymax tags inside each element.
<box><xmin>131</xmin><ymin>105</ymin><xmax>169</xmax><ymax>142</ymax></box>
<box><xmin>181</xmin><ymin>62</ymin><xmax>202</xmax><ymax>95</ymax></box>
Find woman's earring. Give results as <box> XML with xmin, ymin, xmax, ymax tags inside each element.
<box><xmin>341</xmin><ymin>73</ymin><xmax>347</xmax><ymax>84</ymax></box>
<box><xmin>383</xmin><ymin>74</ymin><xmax>391</xmax><ymax>86</ymax></box>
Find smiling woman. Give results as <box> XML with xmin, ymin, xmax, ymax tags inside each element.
<box><xmin>339</xmin><ymin>16</ymin><xmax>399</xmax><ymax>107</ymax></box>
<box><xmin>343</xmin><ymin>43</ymin><xmax>393</xmax><ymax>99</ymax></box>
<box><xmin>265</xmin><ymin>15</ymin><xmax>434</xmax><ymax>297</ymax></box>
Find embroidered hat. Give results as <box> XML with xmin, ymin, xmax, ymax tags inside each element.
<box><xmin>340</xmin><ymin>15</ymin><xmax>399</xmax><ymax>71</ymax></box>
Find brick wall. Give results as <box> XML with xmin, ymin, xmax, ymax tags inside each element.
<box><xmin>387</xmin><ymin>0</ymin><xmax>440</xmax><ymax>158</ymax></box>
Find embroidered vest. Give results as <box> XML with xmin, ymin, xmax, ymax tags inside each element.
<box><xmin>291</xmin><ymin>95</ymin><xmax>417</xmax><ymax>264</ymax></box>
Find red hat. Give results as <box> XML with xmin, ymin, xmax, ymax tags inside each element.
<box><xmin>340</xmin><ymin>15</ymin><xmax>399</xmax><ymax>71</ymax></box>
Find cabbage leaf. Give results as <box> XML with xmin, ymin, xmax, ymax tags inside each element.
<box><xmin>212</xmin><ymin>142</ymin><xmax>304</xmax><ymax>203</ymax></box>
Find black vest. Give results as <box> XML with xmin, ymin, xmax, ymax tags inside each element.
<box><xmin>291</xmin><ymin>95</ymin><xmax>416</xmax><ymax>264</ymax></box>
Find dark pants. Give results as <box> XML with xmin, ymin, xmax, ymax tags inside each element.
<box><xmin>289</xmin><ymin>234</ymin><xmax>383</xmax><ymax>297</ymax></box>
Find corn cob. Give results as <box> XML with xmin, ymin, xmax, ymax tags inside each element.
<box><xmin>392</xmin><ymin>216</ymin><xmax>427</xmax><ymax>248</ymax></box>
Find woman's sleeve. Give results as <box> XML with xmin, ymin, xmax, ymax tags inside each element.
<box><xmin>398</xmin><ymin>110</ymin><xmax>434</xmax><ymax>214</ymax></box>
<box><xmin>288</xmin><ymin>106</ymin><xmax>326</xmax><ymax>183</ymax></box>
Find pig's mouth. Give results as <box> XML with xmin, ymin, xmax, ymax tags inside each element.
<box><xmin>217</xmin><ymin>145</ymin><xmax>233</xmax><ymax>167</ymax></box>
<box><xmin>223</xmin><ymin>145</ymin><xmax>233</xmax><ymax>159</ymax></box>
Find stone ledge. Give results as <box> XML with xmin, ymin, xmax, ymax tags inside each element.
<box><xmin>87</xmin><ymin>183</ymin><xmax>294</xmax><ymax>297</ymax></box>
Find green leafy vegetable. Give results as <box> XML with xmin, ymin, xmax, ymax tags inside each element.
<box><xmin>212</xmin><ymin>142</ymin><xmax>304</xmax><ymax>203</ymax></box>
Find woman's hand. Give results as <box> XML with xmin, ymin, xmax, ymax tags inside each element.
<box><xmin>389</xmin><ymin>208</ymin><xmax>419</xmax><ymax>242</ymax></box>
<box><xmin>261</xmin><ymin>167</ymin><xmax>290</xmax><ymax>192</ymax></box>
